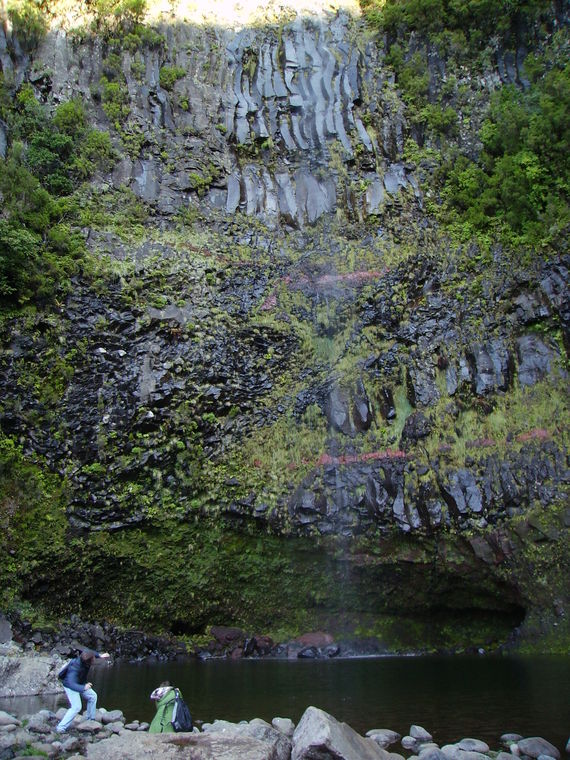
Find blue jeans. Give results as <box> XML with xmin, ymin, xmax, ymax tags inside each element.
<box><xmin>57</xmin><ymin>686</ymin><xmax>97</xmax><ymax>731</ymax></box>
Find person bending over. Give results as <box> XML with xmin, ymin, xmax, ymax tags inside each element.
<box><xmin>149</xmin><ymin>681</ymin><xmax>178</xmax><ymax>733</ymax></box>
<box><xmin>56</xmin><ymin>650</ymin><xmax>110</xmax><ymax>733</ymax></box>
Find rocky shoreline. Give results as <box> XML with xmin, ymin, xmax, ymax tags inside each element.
<box><xmin>0</xmin><ymin>613</ymin><xmax>502</xmax><ymax>665</ymax></box>
<box><xmin>0</xmin><ymin>696</ymin><xmax>567</xmax><ymax>760</ymax></box>
<box><xmin>1</xmin><ymin>645</ymin><xmax>568</xmax><ymax>760</ymax></box>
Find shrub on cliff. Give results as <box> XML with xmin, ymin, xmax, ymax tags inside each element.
<box><xmin>361</xmin><ymin>0</ymin><xmax>568</xmax><ymax>252</ymax></box>
<box><xmin>91</xmin><ymin>0</ymin><xmax>147</xmax><ymax>30</ymax></box>
<box><xmin>440</xmin><ymin>53</ymin><xmax>570</xmax><ymax>247</ymax></box>
<box><xmin>6</xmin><ymin>0</ymin><xmax>47</xmax><ymax>53</ymax></box>
<box><xmin>362</xmin><ymin>0</ymin><xmax>548</xmax><ymax>47</ymax></box>
<box><xmin>159</xmin><ymin>65</ymin><xmax>186</xmax><ymax>91</ymax></box>
<box><xmin>0</xmin><ymin>85</ymin><xmax>115</xmax><ymax>307</ymax></box>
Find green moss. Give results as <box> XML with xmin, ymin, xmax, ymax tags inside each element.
<box><xmin>496</xmin><ymin>504</ymin><xmax>569</xmax><ymax>654</ymax></box>
<box><xmin>353</xmin><ymin>610</ymin><xmax>516</xmax><ymax>653</ymax></box>
<box><xmin>0</xmin><ymin>434</ymin><xmax>69</xmax><ymax>611</ymax></box>
<box><xmin>78</xmin><ymin>186</ymin><xmax>148</xmax><ymax>243</ymax></box>
<box><xmin>5</xmin><ymin>504</ymin><xmax>523</xmax><ymax>651</ymax></box>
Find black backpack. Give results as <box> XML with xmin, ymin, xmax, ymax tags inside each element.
<box><xmin>171</xmin><ymin>689</ymin><xmax>193</xmax><ymax>732</ymax></box>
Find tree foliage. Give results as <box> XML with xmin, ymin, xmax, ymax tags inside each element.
<box><xmin>6</xmin><ymin>0</ymin><xmax>47</xmax><ymax>52</ymax></box>
<box><xmin>360</xmin><ymin>0</ymin><xmax>568</xmax><ymax>250</ymax></box>
<box><xmin>0</xmin><ymin>82</ymin><xmax>116</xmax><ymax>307</ymax></box>
<box><xmin>90</xmin><ymin>0</ymin><xmax>147</xmax><ymax>31</ymax></box>
<box><xmin>441</xmin><ymin>53</ymin><xmax>569</xmax><ymax>245</ymax></box>
<box><xmin>362</xmin><ymin>0</ymin><xmax>548</xmax><ymax>44</ymax></box>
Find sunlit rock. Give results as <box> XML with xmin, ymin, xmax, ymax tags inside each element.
<box><xmin>292</xmin><ymin>706</ymin><xmax>388</xmax><ymax>760</ymax></box>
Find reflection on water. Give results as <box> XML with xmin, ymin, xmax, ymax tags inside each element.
<box><xmin>2</xmin><ymin>655</ymin><xmax>568</xmax><ymax>752</ymax></box>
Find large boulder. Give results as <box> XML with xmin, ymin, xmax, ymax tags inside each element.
<box><xmin>516</xmin><ymin>737</ymin><xmax>560</xmax><ymax>759</ymax></box>
<box><xmin>292</xmin><ymin>705</ymin><xmax>388</xmax><ymax>760</ymax></box>
<box><xmin>0</xmin><ymin>710</ymin><xmax>21</xmax><ymax>727</ymax></box>
<box><xmin>202</xmin><ymin>717</ymin><xmax>291</xmax><ymax>760</ymax></box>
<box><xmin>0</xmin><ymin>655</ymin><xmax>62</xmax><ymax>697</ymax></box>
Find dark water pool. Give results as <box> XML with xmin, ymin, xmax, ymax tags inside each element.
<box><xmin>2</xmin><ymin>655</ymin><xmax>569</xmax><ymax>752</ymax></box>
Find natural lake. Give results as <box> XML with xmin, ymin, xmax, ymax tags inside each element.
<box><xmin>2</xmin><ymin>655</ymin><xmax>569</xmax><ymax>753</ymax></box>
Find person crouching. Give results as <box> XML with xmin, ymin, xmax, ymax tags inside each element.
<box><xmin>149</xmin><ymin>681</ymin><xmax>177</xmax><ymax>733</ymax></box>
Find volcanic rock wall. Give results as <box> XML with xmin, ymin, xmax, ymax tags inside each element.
<box><xmin>0</xmin><ymin>1</ymin><xmax>568</xmax><ymax>650</ymax></box>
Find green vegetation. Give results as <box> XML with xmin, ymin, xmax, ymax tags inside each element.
<box><xmin>0</xmin><ymin>216</ymin><xmax>567</xmax><ymax>649</ymax></box>
<box><xmin>0</xmin><ymin>0</ymin><xmax>567</xmax><ymax>653</ymax></box>
<box><xmin>0</xmin><ymin>84</ymin><xmax>115</xmax><ymax>305</ymax></box>
<box><xmin>360</xmin><ymin>0</ymin><xmax>569</xmax><ymax>251</ymax></box>
<box><xmin>497</xmin><ymin>503</ymin><xmax>569</xmax><ymax>653</ymax></box>
<box><xmin>89</xmin><ymin>0</ymin><xmax>163</xmax><ymax>52</ymax></box>
<box><xmin>99</xmin><ymin>76</ymin><xmax>131</xmax><ymax>125</ymax></box>
<box><xmin>15</xmin><ymin>746</ymin><xmax>49</xmax><ymax>759</ymax></box>
<box><xmin>91</xmin><ymin>0</ymin><xmax>147</xmax><ymax>31</ymax></box>
<box><xmin>6</xmin><ymin>0</ymin><xmax>47</xmax><ymax>52</ymax></box>
<box><xmin>0</xmin><ymin>456</ymin><xmax>531</xmax><ymax>648</ymax></box>
<box><xmin>77</xmin><ymin>186</ymin><xmax>148</xmax><ymax>242</ymax></box>
<box><xmin>159</xmin><ymin>65</ymin><xmax>186</xmax><ymax>91</ymax></box>
<box><xmin>87</xmin><ymin>8</ymin><xmax>166</xmax><ymax>153</ymax></box>
<box><xmin>0</xmin><ymin>434</ymin><xmax>68</xmax><ymax>611</ymax></box>
<box><xmin>362</xmin><ymin>0</ymin><xmax>548</xmax><ymax>48</ymax></box>
<box><xmin>440</xmin><ymin>52</ymin><xmax>570</xmax><ymax>247</ymax></box>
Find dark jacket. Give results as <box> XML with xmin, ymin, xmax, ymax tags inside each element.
<box><xmin>61</xmin><ymin>653</ymin><xmax>101</xmax><ymax>693</ymax></box>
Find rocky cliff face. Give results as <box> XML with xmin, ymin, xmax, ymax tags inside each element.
<box><xmin>0</xmin><ymin>0</ymin><xmax>568</xmax><ymax>652</ymax></box>
<box><xmin>29</xmin><ymin>4</ymin><xmax>414</xmax><ymax>224</ymax></box>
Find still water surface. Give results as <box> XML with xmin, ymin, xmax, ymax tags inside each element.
<box><xmin>3</xmin><ymin>656</ymin><xmax>569</xmax><ymax>752</ymax></box>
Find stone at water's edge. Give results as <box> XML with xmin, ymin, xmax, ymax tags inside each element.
<box><xmin>0</xmin><ymin>698</ymin><xmax>566</xmax><ymax>760</ymax></box>
<box><xmin>455</xmin><ymin>739</ymin><xmax>491</xmax><ymax>753</ymax></box>
<box><xmin>0</xmin><ymin>710</ymin><xmax>21</xmax><ymax>726</ymax></box>
<box><xmin>366</xmin><ymin>728</ymin><xmax>402</xmax><ymax>747</ymax></box>
<box><xmin>202</xmin><ymin>717</ymin><xmax>291</xmax><ymax>759</ymax></box>
<box><xmin>516</xmin><ymin>737</ymin><xmax>561</xmax><ymax>760</ymax></box>
<box><xmin>273</xmin><ymin>716</ymin><xmax>296</xmax><ymax>738</ymax></box>
<box><xmin>421</xmin><ymin>749</ymin><xmax>450</xmax><ymax>760</ymax></box>
<box><xmin>410</xmin><ymin>725</ymin><xmax>433</xmax><ymax>742</ymax></box>
<box><xmin>291</xmin><ymin>705</ymin><xmax>389</xmax><ymax>760</ymax></box>
<box><xmin>0</xmin><ymin>654</ymin><xmax>62</xmax><ymax>698</ymax></box>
